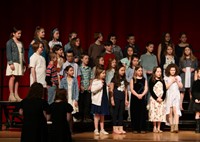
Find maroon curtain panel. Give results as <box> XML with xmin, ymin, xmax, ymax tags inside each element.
<box><xmin>1</xmin><ymin>0</ymin><xmax>200</xmax><ymax>99</ymax></box>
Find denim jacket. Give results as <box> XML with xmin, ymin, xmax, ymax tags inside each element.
<box><xmin>6</xmin><ymin>38</ymin><xmax>25</xmax><ymax>65</ymax></box>
<box><xmin>60</xmin><ymin>77</ymin><xmax>79</xmax><ymax>101</ymax></box>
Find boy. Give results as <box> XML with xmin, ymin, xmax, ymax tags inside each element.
<box><xmin>123</xmin><ymin>34</ymin><xmax>139</xmax><ymax>57</ymax></box>
<box><xmin>79</xmin><ymin>54</ymin><xmax>93</xmax><ymax>122</ymax></box>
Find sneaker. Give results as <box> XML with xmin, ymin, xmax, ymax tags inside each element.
<box><xmin>100</xmin><ymin>129</ymin><xmax>109</xmax><ymax>135</ymax></box>
<box><xmin>94</xmin><ymin>129</ymin><xmax>100</xmax><ymax>135</ymax></box>
<box><xmin>47</xmin><ymin>121</ymin><xmax>52</xmax><ymax>124</ymax></box>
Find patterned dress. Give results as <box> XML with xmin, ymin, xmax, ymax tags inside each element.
<box><xmin>148</xmin><ymin>79</ymin><xmax>166</xmax><ymax>122</ymax></box>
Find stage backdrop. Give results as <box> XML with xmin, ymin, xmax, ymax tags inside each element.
<box><xmin>0</xmin><ymin>0</ymin><xmax>200</xmax><ymax>100</ymax></box>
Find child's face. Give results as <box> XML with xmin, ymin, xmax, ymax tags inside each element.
<box><xmin>166</xmin><ymin>46</ymin><xmax>173</xmax><ymax>55</ymax></box>
<box><xmin>184</xmin><ymin>47</ymin><xmax>191</xmax><ymax>56</ymax></box>
<box><xmin>165</xmin><ymin>33</ymin><xmax>170</xmax><ymax>42</ymax></box>
<box><xmin>53</xmin><ymin>31</ymin><xmax>60</xmax><ymax>40</ymax></box>
<box><xmin>105</xmin><ymin>45</ymin><xmax>112</xmax><ymax>52</ymax></box>
<box><xmin>67</xmin><ymin>67</ymin><xmax>74</xmax><ymax>77</ymax></box>
<box><xmin>98</xmin><ymin>34</ymin><xmax>103</xmax><ymax>42</ymax></box>
<box><xmin>75</xmin><ymin>38</ymin><xmax>80</xmax><ymax>46</ymax></box>
<box><xmin>13</xmin><ymin>31</ymin><xmax>22</xmax><ymax>40</ymax></box>
<box><xmin>180</xmin><ymin>34</ymin><xmax>187</xmax><ymax>43</ymax></box>
<box><xmin>56</xmin><ymin>48</ymin><xmax>63</xmax><ymax>56</ymax></box>
<box><xmin>110</xmin><ymin>36</ymin><xmax>116</xmax><ymax>45</ymax></box>
<box><xmin>66</xmin><ymin>53</ymin><xmax>74</xmax><ymax>62</ymax></box>
<box><xmin>119</xmin><ymin>66</ymin><xmax>126</xmax><ymax>77</ymax></box>
<box><xmin>136</xmin><ymin>67</ymin><xmax>143</xmax><ymax>77</ymax></box>
<box><xmin>127</xmin><ymin>47</ymin><xmax>134</xmax><ymax>56</ymax></box>
<box><xmin>37</xmin><ymin>43</ymin><xmax>44</xmax><ymax>54</ymax></box>
<box><xmin>132</xmin><ymin>58</ymin><xmax>139</xmax><ymax>67</ymax></box>
<box><xmin>38</xmin><ymin>29</ymin><xmax>45</xmax><ymax>39</ymax></box>
<box><xmin>169</xmin><ymin>67</ymin><xmax>176</xmax><ymax>76</ymax></box>
<box><xmin>81</xmin><ymin>55</ymin><xmax>89</xmax><ymax>65</ymax></box>
<box><xmin>127</xmin><ymin>36</ymin><xmax>135</xmax><ymax>44</ymax></box>
<box><xmin>197</xmin><ymin>70</ymin><xmax>200</xmax><ymax>78</ymax></box>
<box><xmin>146</xmin><ymin>44</ymin><xmax>154</xmax><ymax>53</ymax></box>
<box><xmin>155</xmin><ymin>68</ymin><xmax>162</xmax><ymax>78</ymax></box>
<box><xmin>52</xmin><ymin>56</ymin><xmax>57</xmax><ymax>62</ymax></box>
<box><xmin>111</xmin><ymin>59</ymin><xmax>117</xmax><ymax>68</ymax></box>
<box><xmin>99</xmin><ymin>57</ymin><xmax>104</xmax><ymax>65</ymax></box>
<box><xmin>99</xmin><ymin>70</ymin><xmax>106</xmax><ymax>79</ymax></box>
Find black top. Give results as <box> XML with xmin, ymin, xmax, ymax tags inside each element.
<box><xmin>192</xmin><ymin>80</ymin><xmax>200</xmax><ymax>101</ymax></box>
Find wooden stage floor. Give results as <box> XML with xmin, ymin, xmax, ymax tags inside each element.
<box><xmin>0</xmin><ymin>130</ymin><xmax>200</xmax><ymax>142</ymax></box>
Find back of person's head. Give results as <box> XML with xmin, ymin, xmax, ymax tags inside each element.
<box><xmin>127</xmin><ymin>34</ymin><xmax>134</xmax><ymax>39</ymax></box>
<box><xmin>94</xmin><ymin>32</ymin><xmax>102</xmax><ymax>41</ymax></box>
<box><xmin>49</xmin><ymin>52</ymin><xmax>56</xmax><ymax>61</ymax></box>
<box><xmin>54</xmin><ymin>89</ymin><xmax>67</xmax><ymax>102</ymax></box>
<box><xmin>52</xmin><ymin>44</ymin><xmax>63</xmax><ymax>53</ymax></box>
<box><xmin>27</xmin><ymin>82</ymin><xmax>43</xmax><ymax>99</ymax></box>
<box><xmin>32</xmin><ymin>41</ymin><xmax>43</xmax><ymax>52</ymax></box>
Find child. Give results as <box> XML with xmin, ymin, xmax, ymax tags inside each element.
<box><xmin>148</xmin><ymin>66</ymin><xmax>166</xmax><ymax>133</ymax></box>
<box><xmin>130</xmin><ymin>65</ymin><xmax>148</xmax><ymax>133</ymax></box>
<box><xmin>123</xmin><ymin>34</ymin><xmax>139</xmax><ymax>56</ymax></box>
<box><xmin>48</xmin><ymin>28</ymin><xmax>62</xmax><ymax>52</ymax></box>
<box><xmin>6</xmin><ymin>27</ymin><xmax>26</xmax><ymax>102</ymax></box>
<box><xmin>19</xmin><ymin>82</ymin><xmax>50</xmax><ymax>142</ymax></box>
<box><xmin>29</xmin><ymin>41</ymin><xmax>46</xmax><ymax>88</ymax></box>
<box><xmin>103</xmin><ymin>40</ymin><xmax>115</xmax><ymax>70</ymax></box>
<box><xmin>110</xmin><ymin>63</ymin><xmax>129</xmax><ymax>134</ymax></box>
<box><xmin>160</xmin><ymin>44</ymin><xmax>178</xmax><ymax>76</ymax></box>
<box><xmin>91</xmin><ymin>67</ymin><xmax>109</xmax><ymax>135</ymax></box>
<box><xmin>157</xmin><ymin>32</ymin><xmax>173</xmax><ymax>64</ymax></box>
<box><xmin>88</xmin><ymin>32</ymin><xmax>104</xmax><ymax>67</ymax></box>
<box><xmin>164</xmin><ymin>64</ymin><xmax>183</xmax><ymax>133</ymax></box>
<box><xmin>64</xmin><ymin>32</ymin><xmax>77</xmax><ymax>53</ymax></box>
<box><xmin>46</xmin><ymin>52</ymin><xmax>59</xmax><ymax>104</ymax></box>
<box><xmin>179</xmin><ymin>46</ymin><xmax>198</xmax><ymax>110</ymax></box>
<box><xmin>79</xmin><ymin>54</ymin><xmax>93</xmax><ymax>122</ymax></box>
<box><xmin>106</xmin><ymin>58</ymin><xmax>117</xmax><ymax>86</ymax></box>
<box><xmin>192</xmin><ymin>68</ymin><xmax>200</xmax><ymax>133</ymax></box>
<box><xmin>70</xmin><ymin>37</ymin><xmax>83</xmax><ymax>65</ymax></box>
<box><xmin>49</xmin><ymin>89</ymin><xmax>73</xmax><ymax>142</ymax></box>
<box><xmin>91</xmin><ymin>55</ymin><xmax>104</xmax><ymax>79</ymax></box>
<box><xmin>108</xmin><ymin>33</ymin><xmax>123</xmax><ymax>61</ymax></box>
<box><xmin>120</xmin><ymin>46</ymin><xmax>134</xmax><ymax>69</ymax></box>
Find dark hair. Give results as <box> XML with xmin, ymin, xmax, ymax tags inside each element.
<box><xmin>129</xmin><ymin>55</ymin><xmax>139</xmax><ymax>68</ymax></box>
<box><xmin>66</xmin><ymin>49</ymin><xmax>74</xmax><ymax>56</ymax></box>
<box><xmin>52</xmin><ymin>44</ymin><xmax>63</xmax><ymax>53</ymax></box>
<box><xmin>146</xmin><ymin>41</ymin><xmax>154</xmax><ymax>47</ymax></box>
<box><xmin>151</xmin><ymin>66</ymin><xmax>163</xmax><ymax>82</ymax></box>
<box><xmin>179</xmin><ymin>32</ymin><xmax>187</xmax><ymax>38</ymax></box>
<box><xmin>26</xmin><ymin>82</ymin><xmax>44</xmax><ymax>99</ymax></box>
<box><xmin>10</xmin><ymin>27</ymin><xmax>21</xmax><ymax>38</ymax></box>
<box><xmin>108</xmin><ymin>33</ymin><xmax>117</xmax><ymax>41</ymax></box>
<box><xmin>34</xmin><ymin>26</ymin><xmax>44</xmax><ymax>39</ymax></box>
<box><xmin>165</xmin><ymin>64</ymin><xmax>179</xmax><ymax>77</ymax></box>
<box><xmin>32</xmin><ymin>41</ymin><xmax>43</xmax><ymax>52</ymax></box>
<box><xmin>81</xmin><ymin>52</ymin><xmax>89</xmax><ymax>59</ymax></box>
<box><xmin>64</xmin><ymin>65</ymin><xmax>73</xmax><ymax>72</ymax></box>
<box><xmin>163</xmin><ymin>43</ymin><xmax>175</xmax><ymax>56</ymax></box>
<box><xmin>94</xmin><ymin>32</ymin><xmax>102</xmax><ymax>41</ymax></box>
<box><xmin>50</xmin><ymin>28</ymin><xmax>60</xmax><ymax>41</ymax></box>
<box><xmin>95</xmin><ymin>66</ymin><xmax>105</xmax><ymax>79</ymax></box>
<box><xmin>54</xmin><ymin>89</ymin><xmax>67</xmax><ymax>101</ymax></box>
<box><xmin>133</xmin><ymin>65</ymin><xmax>143</xmax><ymax>83</ymax></box>
<box><xmin>160</xmin><ymin>32</ymin><xmax>172</xmax><ymax>56</ymax></box>
<box><xmin>112</xmin><ymin>62</ymin><xmax>128</xmax><ymax>87</ymax></box>
<box><xmin>127</xmin><ymin>34</ymin><xmax>134</xmax><ymax>39</ymax></box>
<box><xmin>69</xmin><ymin>32</ymin><xmax>77</xmax><ymax>39</ymax></box>
<box><xmin>95</xmin><ymin>55</ymin><xmax>104</xmax><ymax>68</ymax></box>
<box><xmin>103</xmin><ymin>40</ymin><xmax>113</xmax><ymax>46</ymax></box>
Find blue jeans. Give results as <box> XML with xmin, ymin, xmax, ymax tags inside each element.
<box><xmin>47</xmin><ymin>86</ymin><xmax>57</xmax><ymax>104</ymax></box>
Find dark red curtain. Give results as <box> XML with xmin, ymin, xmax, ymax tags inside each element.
<box><xmin>1</xmin><ymin>0</ymin><xmax>200</xmax><ymax>99</ymax></box>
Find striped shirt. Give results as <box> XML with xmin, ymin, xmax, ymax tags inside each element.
<box><xmin>46</xmin><ymin>63</ymin><xmax>58</xmax><ymax>86</ymax></box>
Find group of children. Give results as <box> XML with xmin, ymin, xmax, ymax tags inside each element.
<box><xmin>5</xmin><ymin>26</ymin><xmax>200</xmax><ymax>142</ymax></box>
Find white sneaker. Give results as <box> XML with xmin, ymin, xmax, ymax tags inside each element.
<box><xmin>100</xmin><ymin>129</ymin><xmax>109</xmax><ymax>135</ymax></box>
<box><xmin>94</xmin><ymin>129</ymin><xmax>99</xmax><ymax>135</ymax></box>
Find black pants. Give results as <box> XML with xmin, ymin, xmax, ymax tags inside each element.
<box><xmin>78</xmin><ymin>90</ymin><xmax>91</xmax><ymax>119</ymax></box>
<box><xmin>112</xmin><ymin>91</ymin><xmax>125</xmax><ymax>126</ymax></box>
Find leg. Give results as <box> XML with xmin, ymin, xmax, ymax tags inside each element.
<box><xmin>14</xmin><ymin>76</ymin><xmax>22</xmax><ymax>101</ymax></box>
<box><xmin>195</xmin><ymin>112</ymin><xmax>200</xmax><ymax>133</ymax></box>
<box><xmin>169</xmin><ymin>107</ymin><xmax>174</xmax><ymax>132</ymax></box>
<box><xmin>180</xmin><ymin>92</ymin><xmax>184</xmax><ymax>110</ymax></box>
<box><xmin>118</xmin><ymin>99</ymin><xmax>126</xmax><ymax>134</ymax></box>
<box><xmin>94</xmin><ymin>114</ymin><xmax>100</xmax><ymax>135</ymax></box>
<box><xmin>84</xmin><ymin>91</ymin><xmax>92</xmax><ymax>121</ymax></box>
<box><xmin>173</xmin><ymin>106</ymin><xmax>179</xmax><ymax>133</ymax></box>
<box><xmin>153</xmin><ymin>122</ymin><xmax>157</xmax><ymax>132</ymax></box>
<box><xmin>157</xmin><ymin>122</ymin><xmax>162</xmax><ymax>132</ymax></box>
<box><xmin>8</xmin><ymin>75</ymin><xmax>16</xmax><ymax>102</ymax></box>
<box><xmin>112</xmin><ymin>98</ymin><xmax>121</xmax><ymax>134</ymax></box>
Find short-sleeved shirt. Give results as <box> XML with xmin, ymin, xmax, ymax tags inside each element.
<box><xmin>30</xmin><ymin>53</ymin><xmax>46</xmax><ymax>87</ymax></box>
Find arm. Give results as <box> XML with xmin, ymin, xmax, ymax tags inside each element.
<box><xmin>157</xmin><ymin>44</ymin><xmax>162</xmax><ymax>64</ymax></box>
<box><xmin>141</xmin><ymin>79</ymin><xmax>148</xmax><ymax>97</ymax></box>
<box><xmin>91</xmin><ymin>80</ymin><xmax>103</xmax><ymax>94</ymax></box>
<box><xmin>176</xmin><ymin>76</ymin><xmax>183</xmax><ymax>89</ymax></box>
<box><xmin>149</xmin><ymin>80</ymin><xmax>158</xmax><ymax>101</ymax></box>
<box><xmin>161</xmin><ymin>81</ymin><xmax>167</xmax><ymax>100</ymax></box>
<box><xmin>130</xmin><ymin>79</ymin><xmax>138</xmax><ymax>97</ymax></box>
<box><xmin>31</xmin><ymin>67</ymin><xmax>37</xmax><ymax>83</ymax></box>
<box><xmin>6</xmin><ymin>40</ymin><xmax>13</xmax><ymax>65</ymax></box>
<box><xmin>46</xmin><ymin>65</ymin><xmax>52</xmax><ymax>86</ymax></box>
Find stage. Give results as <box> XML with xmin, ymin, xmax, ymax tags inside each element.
<box><xmin>0</xmin><ymin>130</ymin><xmax>200</xmax><ymax>142</ymax></box>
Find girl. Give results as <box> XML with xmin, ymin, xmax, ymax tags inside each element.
<box><xmin>130</xmin><ymin>65</ymin><xmax>148</xmax><ymax>133</ymax></box>
<box><xmin>6</xmin><ymin>27</ymin><xmax>26</xmax><ymax>102</ymax></box>
<box><xmin>110</xmin><ymin>63</ymin><xmax>129</xmax><ymax>134</ymax></box>
<box><xmin>28</xmin><ymin>26</ymin><xmax>50</xmax><ymax>65</ymax></box>
<box><xmin>175</xmin><ymin>32</ymin><xmax>191</xmax><ymax>63</ymax></box>
<box><xmin>70</xmin><ymin>37</ymin><xmax>83</xmax><ymax>65</ymax></box>
<box><xmin>105</xmin><ymin>58</ymin><xmax>117</xmax><ymax>86</ymax></box>
<box><xmin>91</xmin><ymin>55</ymin><xmax>104</xmax><ymax>79</ymax></box>
<box><xmin>160</xmin><ymin>44</ymin><xmax>178</xmax><ymax>76</ymax></box>
<box><xmin>19</xmin><ymin>82</ymin><xmax>50</xmax><ymax>142</ymax></box>
<box><xmin>120</xmin><ymin>46</ymin><xmax>134</xmax><ymax>69</ymax></box>
<box><xmin>164</xmin><ymin>64</ymin><xmax>183</xmax><ymax>133</ymax></box>
<box><xmin>50</xmin><ymin>89</ymin><xmax>73</xmax><ymax>142</ymax></box>
<box><xmin>157</xmin><ymin>32</ymin><xmax>173</xmax><ymax>64</ymax></box>
<box><xmin>148</xmin><ymin>66</ymin><xmax>166</xmax><ymax>133</ymax></box>
<box><xmin>192</xmin><ymin>68</ymin><xmax>200</xmax><ymax>133</ymax></box>
<box><xmin>91</xmin><ymin>67</ymin><xmax>109</xmax><ymax>135</ymax></box>
<box><xmin>60</xmin><ymin>65</ymin><xmax>79</xmax><ymax>132</ymax></box>
<box><xmin>48</xmin><ymin>28</ymin><xmax>62</xmax><ymax>52</ymax></box>
<box><xmin>179</xmin><ymin>46</ymin><xmax>198</xmax><ymax>110</ymax></box>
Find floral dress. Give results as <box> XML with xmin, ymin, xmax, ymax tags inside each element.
<box><xmin>148</xmin><ymin>79</ymin><xmax>166</xmax><ymax>122</ymax></box>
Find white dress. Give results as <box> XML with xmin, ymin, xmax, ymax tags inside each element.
<box><xmin>164</xmin><ymin>76</ymin><xmax>182</xmax><ymax>117</ymax></box>
<box><xmin>6</xmin><ymin>42</ymin><xmax>24</xmax><ymax>76</ymax></box>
